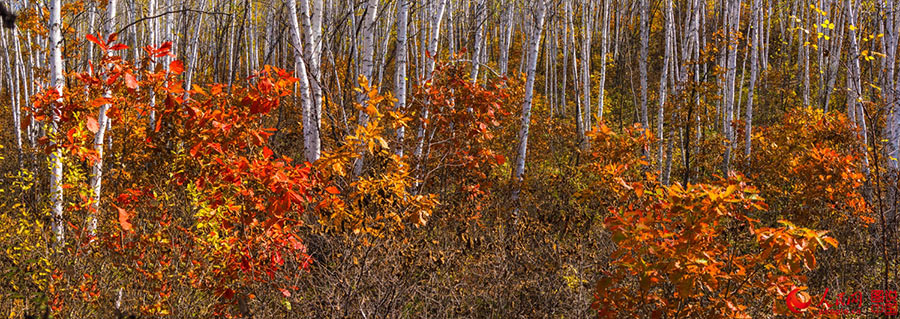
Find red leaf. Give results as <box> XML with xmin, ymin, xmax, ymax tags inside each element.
<box><xmin>86</xmin><ymin>116</ymin><xmax>99</xmax><ymax>133</ymax></box>
<box><xmin>262</xmin><ymin>146</ymin><xmax>274</xmax><ymax>159</ymax></box>
<box><xmin>86</xmin><ymin>33</ymin><xmax>105</xmax><ymax>50</ymax></box>
<box><xmin>109</xmin><ymin>43</ymin><xmax>129</xmax><ymax>51</ymax></box>
<box><xmin>169</xmin><ymin>60</ymin><xmax>184</xmax><ymax>75</ymax></box>
<box><xmin>106</xmin><ymin>32</ymin><xmax>119</xmax><ymax>44</ymax></box>
<box><xmin>279</xmin><ymin>288</ymin><xmax>291</xmax><ymax>297</ymax></box>
<box><xmin>190</xmin><ymin>143</ymin><xmax>202</xmax><ymax>157</ymax></box>
<box><xmin>116</xmin><ymin>205</ymin><xmax>133</xmax><ymax>232</ymax></box>
<box><xmin>495</xmin><ymin>154</ymin><xmax>506</xmax><ymax>165</ymax></box>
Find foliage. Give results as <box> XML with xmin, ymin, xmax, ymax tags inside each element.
<box><xmin>593</xmin><ymin>175</ymin><xmax>837</xmax><ymax>318</ymax></box>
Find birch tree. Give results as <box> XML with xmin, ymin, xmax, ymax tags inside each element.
<box><xmin>395</xmin><ymin>0</ymin><xmax>409</xmax><ymax>156</ymax></box>
<box><xmin>722</xmin><ymin>0</ymin><xmax>740</xmax><ymax>172</ymax></box>
<box><xmin>301</xmin><ymin>0</ymin><xmax>324</xmax><ymax>162</ymax></box>
<box><xmin>353</xmin><ymin>0</ymin><xmax>379</xmax><ymax>175</ymax></box>
<box><xmin>513</xmin><ymin>0</ymin><xmax>546</xmax><ymax>204</ymax></box>
<box><xmin>596</xmin><ymin>0</ymin><xmax>609</xmax><ymax>122</ymax></box>
<box><xmin>657</xmin><ymin>0</ymin><xmax>672</xmax><ymax>171</ymax></box>
<box><xmin>638</xmin><ymin>0</ymin><xmax>649</xmax><ymax>132</ymax></box>
<box><xmin>471</xmin><ymin>0</ymin><xmax>486</xmax><ymax>84</ymax></box>
<box><xmin>87</xmin><ymin>0</ymin><xmax>118</xmax><ymax>236</ymax></box>
<box><xmin>49</xmin><ymin>0</ymin><xmax>66</xmax><ymax>245</ymax></box>
<box><xmin>287</xmin><ymin>0</ymin><xmax>316</xmax><ymax>164</ymax></box>
<box><xmin>845</xmin><ymin>0</ymin><xmax>870</xmax><ymax>173</ymax></box>
<box><xmin>498</xmin><ymin>4</ymin><xmax>514</xmax><ymax>76</ymax></box>
<box><xmin>744</xmin><ymin>0</ymin><xmax>761</xmax><ymax>157</ymax></box>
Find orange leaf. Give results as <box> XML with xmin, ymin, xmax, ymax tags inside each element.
<box><xmin>169</xmin><ymin>60</ymin><xmax>184</xmax><ymax>75</ymax></box>
<box><xmin>116</xmin><ymin>205</ymin><xmax>133</xmax><ymax>232</ymax></box>
<box><xmin>325</xmin><ymin>186</ymin><xmax>340</xmax><ymax>195</ymax></box>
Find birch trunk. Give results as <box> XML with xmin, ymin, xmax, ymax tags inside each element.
<box><xmin>49</xmin><ymin>0</ymin><xmax>66</xmax><ymax>246</ymax></box>
<box><xmin>395</xmin><ymin>0</ymin><xmax>409</xmax><ymax>156</ymax></box>
<box><xmin>639</xmin><ymin>0</ymin><xmax>649</xmax><ymax>131</ymax></box>
<box><xmin>658</xmin><ymin>0</ymin><xmax>672</xmax><ymax>172</ymax></box>
<box><xmin>845</xmin><ymin>0</ymin><xmax>870</xmax><ymax>174</ymax></box>
<box><xmin>471</xmin><ymin>0</ymin><xmax>486</xmax><ymax>84</ymax></box>
<box><xmin>414</xmin><ymin>0</ymin><xmax>447</xmax><ymax>161</ymax></box>
<box><xmin>499</xmin><ymin>5</ymin><xmax>514</xmax><ymax>76</ymax></box>
<box><xmin>596</xmin><ymin>0</ymin><xmax>609</xmax><ymax>122</ymax></box>
<box><xmin>512</xmin><ymin>0</ymin><xmax>547</xmax><ymax>204</ymax></box>
<box><xmin>722</xmin><ymin>0</ymin><xmax>740</xmax><ymax>172</ymax></box>
<box><xmin>353</xmin><ymin>0</ymin><xmax>379</xmax><ymax>176</ymax></box>
<box><xmin>287</xmin><ymin>0</ymin><xmax>316</xmax><ymax>164</ymax></box>
<box><xmin>1</xmin><ymin>26</ymin><xmax>21</xmax><ymax>163</ymax></box>
<box><xmin>581</xmin><ymin>0</ymin><xmax>592</xmax><ymax>132</ymax></box>
<box><xmin>301</xmin><ymin>0</ymin><xmax>324</xmax><ymax>162</ymax></box>
<box><xmin>744</xmin><ymin>0</ymin><xmax>760</xmax><ymax>158</ymax></box>
<box><xmin>87</xmin><ymin>0</ymin><xmax>117</xmax><ymax>236</ymax></box>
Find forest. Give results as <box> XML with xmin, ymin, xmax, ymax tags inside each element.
<box><xmin>0</xmin><ymin>0</ymin><xmax>895</xmax><ymax>317</ymax></box>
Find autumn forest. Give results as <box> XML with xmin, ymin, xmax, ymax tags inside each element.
<box><xmin>0</xmin><ymin>0</ymin><xmax>894</xmax><ymax>317</ymax></box>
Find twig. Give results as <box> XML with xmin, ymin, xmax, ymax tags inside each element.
<box><xmin>116</xmin><ymin>9</ymin><xmax>231</xmax><ymax>36</ymax></box>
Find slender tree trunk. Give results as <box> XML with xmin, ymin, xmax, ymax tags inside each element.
<box><xmin>846</xmin><ymin>0</ymin><xmax>870</xmax><ymax>174</ymax></box>
<box><xmin>471</xmin><ymin>0</ymin><xmax>486</xmax><ymax>84</ymax></box>
<box><xmin>567</xmin><ymin>0</ymin><xmax>584</xmax><ymax>145</ymax></box>
<box><xmin>148</xmin><ymin>0</ymin><xmax>158</xmax><ymax>124</ymax></box>
<box><xmin>353</xmin><ymin>0</ymin><xmax>379</xmax><ymax>176</ymax></box>
<box><xmin>800</xmin><ymin>0</ymin><xmax>810</xmax><ymax>108</ymax></box>
<box><xmin>512</xmin><ymin>0</ymin><xmax>547</xmax><ymax>207</ymax></box>
<box><xmin>559</xmin><ymin>1</ymin><xmax>568</xmax><ymax>118</ymax></box>
<box><xmin>581</xmin><ymin>0</ymin><xmax>593</xmax><ymax>132</ymax></box>
<box><xmin>87</xmin><ymin>0</ymin><xmax>118</xmax><ymax>236</ymax></box>
<box><xmin>499</xmin><ymin>4</ymin><xmax>515</xmax><ymax>76</ymax></box>
<box><xmin>414</xmin><ymin>0</ymin><xmax>447</xmax><ymax>162</ymax></box>
<box><xmin>395</xmin><ymin>0</ymin><xmax>409</xmax><ymax>156</ymax></box>
<box><xmin>183</xmin><ymin>6</ymin><xmax>206</xmax><ymax>102</ymax></box>
<box><xmin>287</xmin><ymin>0</ymin><xmax>315</xmax><ymax>164</ymax></box>
<box><xmin>301</xmin><ymin>0</ymin><xmax>324</xmax><ymax>162</ymax></box>
<box><xmin>722</xmin><ymin>0</ymin><xmax>740</xmax><ymax>173</ymax></box>
<box><xmin>639</xmin><ymin>0</ymin><xmax>649</xmax><ymax>132</ymax></box>
<box><xmin>745</xmin><ymin>0</ymin><xmax>761</xmax><ymax>158</ymax></box>
<box><xmin>658</xmin><ymin>0</ymin><xmax>672</xmax><ymax>173</ymax></box>
<box><xmin>49</xmin><ymin>0</ymin><xmax>66</xmax><ymax>246</ymax></box>
<box><xmin>1</xmin><ymin>26</ymin><xmax>21</xmax><ymax>164</ymax></box>
<box><xmin>596</xmin><ymin>0</ymin><xmax>609</xmax><ymax>122</ymax></box>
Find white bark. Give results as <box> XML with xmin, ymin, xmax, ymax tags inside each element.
<box><xmin>87</xmin><ymin>0</ymin><xmax>117</xmax><ymax>236</ymax></box>
<box><xmin>353</xmin><ymin>0</ymin><xmax>379</xmax><ymax>176</ymax></box>
<box><xmin>722</xmin><ymin>0</ymin><xmax>740</xmax><ymax>172</ymax></box>
<box><xmin>744</xmin><ymin>0</ymin><xmax>761</xmax><ymax>157</ymax></box>
<box><xmin>49</xmin><ymin>0</ymin><xmax>65</xmax><ymax>246</ymax></box>
<box><xmin>287</xmin><ymin>0</ymin><xmax>315</xmax><ymax>164</ymax></box>
<box><xmin>414</xmin><ymin>0</ymin><xmax>447</xmax><ymax>161</ymax></box>
<box><xmin>395</xmin><ymin>0</ymin><xmax>409</xmax><ymax>156</ymax></box>
<box><xmin>1</xmin><ymin>26</ymin><xmax>21</xmax><ymax>162</ymax></box>
<box><xmin>639</xmin><ymin>0</ymin><xmax>649</xmax><ymax>131</ymax></box>
<box><xmin>513</xmin><ymin>0</ymin><xmax>547</xmax><ymax>201</ymax></box>
<box><xmin>499</xmin><ymin>5</ymin><xmax>514</xmax><ymax>76</ymax></box>
<box><xmin>471</xmin><ymin>0</ymin><xmax>486</xmax><ymax>84</ymax></box>
<box><xmin>148</xmin><ymin>0</ymin><xmax>158</xmax><ymax>124</ymax></box>
<box><xmin>581</xmin><ymin>0</ymin><xmax>592</xmax><ymax>131</ymax></box>
<box><xmin>658</xmin><ymin>0</ymin><xmax>672</xmax><ymax>172</ymax></box>
<box><xmin>596</xmin><ymin>0</ymin><xmax>609</xmax><ymax>122</ymax></box>
<box><xmin>846</xmin><ymin>0</ymin><xmax>870</xmax><ymax>173</ymax></box>
<box><xmin>300</xmin><ymin>0</ymin><xmax>323</xmax><ymax>162</ymax></box>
